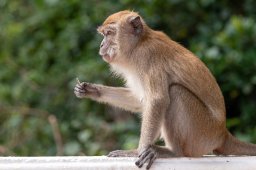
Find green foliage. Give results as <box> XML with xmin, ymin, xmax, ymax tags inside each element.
<box><xmin>0</xmin><ymin>0</ymin><xmax>255</xmax><ymax>156</ymax></box>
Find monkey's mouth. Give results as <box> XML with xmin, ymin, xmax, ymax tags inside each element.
<box><xmin>102</xmin><ymin>54</ymin><xmax>114</xmax><ymax>63</ymax></box>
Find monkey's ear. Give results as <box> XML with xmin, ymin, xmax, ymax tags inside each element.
<box><xmin>129</xmin><ymin>16</ymin><xmax>143</xmax><ymax>35</ymax></box>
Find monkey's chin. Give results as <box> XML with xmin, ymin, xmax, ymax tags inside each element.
<box><xmin>102</xmin><ymin>54</ymin><xmax>114</xmax><ymax>63</ymax></box>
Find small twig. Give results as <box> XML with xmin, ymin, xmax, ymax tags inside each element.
<box><xmin>48</xmin><ymin>115</ymin><xmax>63</xmax><ymax>156</ymax></box>
<box><xmin>76</xmin><ymin>77</ymin><xmax>81</xmax><ymax>85</ymax></box>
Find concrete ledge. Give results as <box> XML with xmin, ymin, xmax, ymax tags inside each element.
<box><xmin>0</xmin><ymin>156</ymin><xmax>256</xmax><ymax>170</ymax></box>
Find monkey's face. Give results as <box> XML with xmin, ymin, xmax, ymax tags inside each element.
<box><xmin>97</xmin><ymin>24</ymin><xmax>118</xmax><ymax>63</ymax></box>
<box><xmin>97</xmin><ymin>11</ymin><xmax>144</xmax><ymax>63</ymax></box>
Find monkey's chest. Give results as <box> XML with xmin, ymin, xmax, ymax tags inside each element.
<box><xmin>111</xmin><ymin>64</ymin><xmax>144</xmax><ymax>101</ymax></box>
<box><xmin>126</xmin><ymin>75</ymin><xmax>144</xmax><ymax>102</ymax></box>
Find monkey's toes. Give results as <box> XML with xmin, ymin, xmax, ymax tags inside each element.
<box><xmin>107</xmin><ymin>150</ymin><xmax>120</xmax><ymax>157</ymax></box>
<box><xmin>107</xmin><ymin>150</ymin><xmax>138</xmax><ymax>157</ymax></box>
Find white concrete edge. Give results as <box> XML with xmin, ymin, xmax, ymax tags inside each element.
<box><xmin>0</xmin><ymin>156</ymin><xmax>256</xmax><ymax>170</ymax></box>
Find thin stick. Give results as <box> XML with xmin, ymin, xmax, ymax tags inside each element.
<box><xmin>48</xmin><ymin>115</ymin><xmax>63</xmax><ymax>156</ymax></box>
<box><xmin>76</xmin><ymin>77</ymin><xmax>81</xmax><ymax>85</ymax></box>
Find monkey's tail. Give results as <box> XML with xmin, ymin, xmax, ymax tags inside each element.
<box><xmin>214</xmin><ymin>129</ymin><xmax>256</xmax><ymax>155</ymax></box>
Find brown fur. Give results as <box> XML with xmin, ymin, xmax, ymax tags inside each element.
<box><xmin>74</xmin><ymin>10</ymin><xmax>256</xmax><ymax>169</ymax></box>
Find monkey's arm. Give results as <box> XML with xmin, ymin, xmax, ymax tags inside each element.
<box><xmin>136</xmin><ymin>74</ymin><xmax>171</xmax><ymax>167</ymax></box>
<box><xmin>74</xmin><ymin>82</ymin><xmax>142</xmax><ymax>113</ymax></box>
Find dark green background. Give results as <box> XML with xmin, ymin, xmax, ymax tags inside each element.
<box><xmin>0</xmin><ymin>0</ymin><xmax>255</xmax><ymax>156</ymax></box>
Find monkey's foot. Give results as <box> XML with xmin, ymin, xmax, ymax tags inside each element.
<box><xmin>107</xmin><ymin>149</ymin><xmax>138</xmax><ymax>157</ymax></box>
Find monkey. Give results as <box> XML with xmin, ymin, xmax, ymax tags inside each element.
<box><xmin>74</xmin><ymin>10</ymin><xmax>256</xmax><ymax>169</ymax></box>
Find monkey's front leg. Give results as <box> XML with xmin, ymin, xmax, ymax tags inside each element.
<box><xmin>135</xmin><ymin>97</ymin><xmax>170</xmax><ymax>169</ymax></box>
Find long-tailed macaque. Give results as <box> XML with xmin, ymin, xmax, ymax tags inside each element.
<box><xmin>74</xmin><ymin>10</ymin><xmax>256</xmax><ymax>169</ymax></box>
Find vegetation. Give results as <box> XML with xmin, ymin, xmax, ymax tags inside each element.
<box><xmin>0</xmin><ymin>0</ymin><xmax>255</xmax><ymax>156</ymax></box>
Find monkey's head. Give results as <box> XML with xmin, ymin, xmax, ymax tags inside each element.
<box><xmin>97</xmin><ymin>10</ymin><xmax>146</xmax><ymax>63</ymax></box>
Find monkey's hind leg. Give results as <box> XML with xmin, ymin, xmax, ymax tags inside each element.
<box><xmin>135</xmin><ymin>145</ymin><xmax>175</xmax><ymax>169</ymax></box>
<box><xmin>107</xmin><ymin>149</ymin><xmax>138</xmax><ymax>157</ymax></box>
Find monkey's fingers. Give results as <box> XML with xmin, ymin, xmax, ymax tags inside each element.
<box><xmin>75</xmin><ymin>83</ymin><xmax>86</xmax><ymax>91</ymax></box>
<box><xmin>136</xmin><ymin>146</ymin><xmax>157</xmax><ymax>169</ymax></box>
<box><xmin>74</xmin><ymin>86</ymin><xmax>86</xmax><ymax>93</ymax></box>
<box><xmin>146</xmin><ymin>154</ymin><xmax>156</xmax><ymax>170</ymax></box>
<box><xmin>135</xmin><ymin>152</ymin><xmax>156</xmax><ymax>169</ymax></box>
<box><xmin>138</xmin><ymin>147</ymin><xmax>150</xmax><ymax>158</ymax></box>
<box><xmin>74</xmin><ymin>89</ymin><xmax>86</xmax><ymax>98</ymax></box>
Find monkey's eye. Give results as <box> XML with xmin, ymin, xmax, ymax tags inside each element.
<box><xmin>105</xmin><ymin>30</ymin><xmax>112</xmax><ymax>36</ymax></box>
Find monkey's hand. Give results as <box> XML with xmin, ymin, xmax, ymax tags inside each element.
<box><xmin>74</xmin><ymin>81</ymin><xmax>100</xmax><ymax>99</ymax></box>
<box><xmin>135</xmin><ymin>145</ymin><xmax>157</xmax><ymax>169</ymax></box>
<box><xmin>135</xmin><ymin>145</ymin><xmax>174</xmax><ymax>169</ymax></box>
